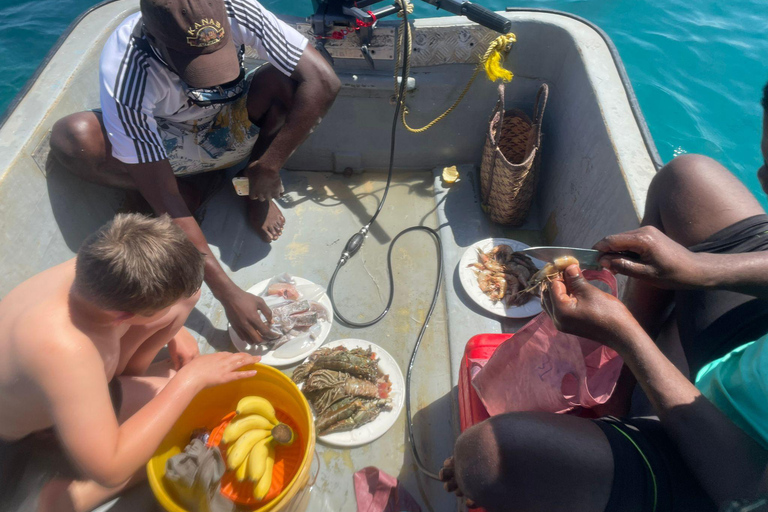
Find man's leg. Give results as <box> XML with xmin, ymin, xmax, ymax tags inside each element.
<box><xmin>442</xmin><ymin>412</ymin><xmax>614</xmax><ymax>512</ymax></box>
<box><xmin>49</xmin><ymin>112</ymin><xmax>202</xmax><ymax>212</ymax></box>
<box><xmin>625</xmin><ymin>154</ymin><xmax>762</xmax><ymax>334</ymax></box>
<box><xmin>243</xmin><ymin>64</ymin><xmax>298</xmax><ymax>242</ymax></box>
<box><xmin>49</xmin><ymin>111</ymin><xmax>137</xmax><ymax>190</ymax></box>
<box><xmin>608</xmin><ymin>154</ymin><xmax>766</xmax><ymax>414</ymax></box>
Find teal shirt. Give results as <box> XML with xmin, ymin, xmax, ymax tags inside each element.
<box><xmin>696</xmin><ymin>336</ymin><xmax>768</xmax><ymax>449</ymax></box>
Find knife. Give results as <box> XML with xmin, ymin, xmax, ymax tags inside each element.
<box><xmin>520</xmin><ymin>246</ymin><xmax>639</xmax><ymax>270</ymax></box>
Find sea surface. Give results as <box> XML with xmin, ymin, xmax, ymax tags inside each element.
<box><xmin>1</xmin><ymin>0</ymin><xmax>766</xmax><ymax>204</ymax></box>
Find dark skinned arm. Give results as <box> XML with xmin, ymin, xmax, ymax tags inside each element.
<box><xmin>596</xmin><ymin>225</ymin><xmax>768</xmax><ymax>299</ymax></box>
<box><xmin>246</xmin><ymin>45</ymin><xmax>341</xmax><ymax>201</ymax></box>
<box><xmin>125</xmin><ymin>159</ymin><xmax>273</xmax><ymax>343</ymax></box>
<box><xmin>543</xmin><ymin>266</ymin><xmax>768</xmax><ymax>504</ymax></box>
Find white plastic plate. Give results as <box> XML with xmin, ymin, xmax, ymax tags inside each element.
<box><xmin>228</xmin><ymin>276</ymin><xmax>334</xmax><ymax>367</ymax></box>
<box><xmin>458</xmin><ymin>238</ymin><xmax>545</xmax><ymax>318</ymax></box>
<box><xmin>299</xmin><ymin>339</ymin><xmax>405</xmax><ymax>448</ymax></box>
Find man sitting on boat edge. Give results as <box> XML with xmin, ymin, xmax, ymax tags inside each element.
<box><xmin>48</xmin><ymin>0</ymin><xmax>341</xmax><ymax>347</ymax></box>
<box><xmin>0</xmin><ymin>214</ymin><xmax>261</xmax><ymax>512</ymax></box>
<box><xmin>440</xmin><ymin>82</ymin><xmax>768</xmax><ymax>511</ymax></box>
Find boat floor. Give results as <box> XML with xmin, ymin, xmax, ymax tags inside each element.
<box><xmin>34</xmin><ymin>166</ymin><xmax>542</xmax><ymax>512</ymax></box>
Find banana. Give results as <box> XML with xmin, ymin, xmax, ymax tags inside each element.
<box><xmin>236</xmin><ymin>396</ymin><xmax>278</xmax><ymax>425</ymax></box>
<box><xmin>222</xmin><ymin>414</ymin><xmax>274</xmax><ymax>444</ymax></box>
<box><xmin>236</xmin><ymin>453</ymin><xmax>249</xmax><ymax>482</ymax></box>
<box><xmin>247</xmin><ymin>436</ymin><xmax>273</xmax><ymax>482</ymax></box>
<box><xmin>253</xmin><ymin>444</ymin><xmax>275</xmax><ymax>501</ymax></box>
<box><xmin>226</xmin><ymin>429</ymin><xmax>272</xmax><ymax>470</ymax></box>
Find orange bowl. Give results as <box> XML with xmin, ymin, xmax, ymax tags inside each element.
<box><xmin>209</xmin><ymin>411</ymin><xmax>305</xmax><ymax>506</ymax></box>
<box><xmin>147</xmin><ymin>364</ymin><xmax>315</xmax><ymax>512</ymax></box>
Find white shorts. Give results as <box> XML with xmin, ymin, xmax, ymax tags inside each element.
<box><xmin>157</xmin><ymin>75</ymin><xmax>260</xmax><ymax>176</ymax></box>
<box><xmin>100</xmin><ymin>71</ymin><xmax>260</xmax><ymax>177</ymax></box>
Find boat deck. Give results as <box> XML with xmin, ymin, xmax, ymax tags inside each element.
<box><xmin>84</xmin><ymin>165</ymin><xmax>538</xmax><ymax>512</ymax></box>
<box><xmin>0</xmin><ymin>2</ymin><xmax>660</xmax><ymax>510</ymax></box>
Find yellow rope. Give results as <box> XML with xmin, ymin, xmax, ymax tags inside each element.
<box><xmin>393</xmin><ymin>2</ymin><xmax>516</xmax><ymax>134</ymax></box>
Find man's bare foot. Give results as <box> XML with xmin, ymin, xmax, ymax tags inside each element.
<box><xmin>439</xmin><ymin>457</ymin><xmax>478</xmax><ymax>508</ymax></box>
<box><xmin>248</xmin><ymin>199</ymin><xmax>285</xmax><ymax>242</ymax></box>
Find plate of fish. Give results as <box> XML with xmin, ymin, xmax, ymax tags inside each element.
<box><xmin>228</xmin><ymin>274</ymin><xmax>333</xmax><ymax>366</ymax></box>
<box><xmin>459</xmin><ymin>238</ymin><xmax>545</xmax><ymax>318</ymax></box>
<box><xmin>292</xmin><ymin>340</ymin><xmax>404</xmax><ymax>448</ymax></box>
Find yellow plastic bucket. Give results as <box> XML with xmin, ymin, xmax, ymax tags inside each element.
<box><xmin>147</xmin><ymin>364</ymin><xmax>316</xmax><ymax>512</ymax></box>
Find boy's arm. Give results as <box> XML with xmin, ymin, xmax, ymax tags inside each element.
<box><xmin>30</xmin><ymin>340</ymin><xmax>258</xmax><ymax>488</ymax></box>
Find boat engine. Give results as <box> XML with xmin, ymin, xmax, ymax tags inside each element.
<box><xmin>308</xmin><ymin>0</ymin><xmax>512</xmax><ymax>66</ymax></box>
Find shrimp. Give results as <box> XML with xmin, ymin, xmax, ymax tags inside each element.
<box><xmin>489</xmin><ymin>244</ymin><xmax>514</xmax><ymax>264</ymax></box>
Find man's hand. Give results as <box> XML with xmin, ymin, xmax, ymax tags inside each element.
<box><xmin>245</xmin><ymin>161</ymin><xmax>284</xmax><ymax>202</ymax></box>
<box><xmin>176</xmin><ymin>352</ymin><xmax>261</xmax><ymax>392</ymax></box>
<box><xmin>221</xmin><ymin>288</ymin><xmax>278</xmax><ymax>345</ymax></box>
<box><xmin>541</xmin><ymin>265</ymin><xmax>641</xmax><ymax>351</ymax></box>
<box><xmin>593</xmin><ymin>226</ymin><xmax>704</xmax><ymax>289</ymax></box>
<box><xmin>167</xmin><ymin>329</ymin><xmax>200</xmax><ymax>371</ymax></box>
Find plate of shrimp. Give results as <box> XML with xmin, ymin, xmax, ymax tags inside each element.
<box><xmin>459</xmin><ymin>238</ymin><xmax>546</xmax><ymax>318</ymax></box>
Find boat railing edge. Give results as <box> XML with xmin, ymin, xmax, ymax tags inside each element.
<box><xmin>505</xmin><ymin>7</ymin><xmax>663</xmax><ymax>172</ymax></box>
<box><xmin>0</xmin><ymin>0</ymin><xmax>124</xmax><ymax>130</ymax></box>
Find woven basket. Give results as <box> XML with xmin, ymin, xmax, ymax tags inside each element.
<box><xmin>480</xmin><ymin>83</ymin><xmax>549</xmax><ymax>225</ymax></box>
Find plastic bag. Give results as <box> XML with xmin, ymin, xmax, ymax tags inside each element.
<box><xmin>472</xmin><ymin>270</ymin><xmax>624</xmax><ymax>415</ymax></box>
<box><xmin>260</xmin><ymin>274</ymin><xmax>330</xmax><ymax>359</ymax></box>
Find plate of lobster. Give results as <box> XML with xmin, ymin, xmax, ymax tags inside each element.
<box><xmin>459</xmin><ymin>238</ymin><xmax>546</xmax><ymax>318</ymax></box>
<box><xmin>292</xmin><ymin>339</ymin><xmax>404</xmax><ymax>448</ymax></box>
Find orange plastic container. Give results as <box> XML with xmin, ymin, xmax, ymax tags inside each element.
<box><xmin>146</xmin><ymin>364</ymin><xmax>316</xmax><ymax>512</ymax></box>
<box><xmin>208</xmin><ymin>411</ymin><xmax>305</xmax><ymax>506</ymax></box>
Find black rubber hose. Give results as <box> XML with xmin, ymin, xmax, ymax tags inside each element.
<box><xmin>326</xmin><ymin>2</ymin><xmax>443</xmax><ymax>482</ymax></box>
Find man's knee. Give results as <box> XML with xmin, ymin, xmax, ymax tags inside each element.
<box><xmin>454</xmin><ymin>419</ymin><xmax>505</xmax><ymax>505</ymax></box>
<box><xmin>653</xmin><ymin>153</ymin><xmax>727</xmax><ymax>191</ymax></box>
<box><xmin>248</xmin><ymin>65</ymin><xmax>298</xmax><ymax>114</ymax></box>
<box><xmin>50</xmin><ymin>112</ymin><xmax>107</xmax><ymax>162</ymax></box>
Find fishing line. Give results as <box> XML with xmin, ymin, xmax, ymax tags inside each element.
<box><xmin>326</xmin><ymin>2</ymin><xmax>443</xmax><ymax>482</ymax></box>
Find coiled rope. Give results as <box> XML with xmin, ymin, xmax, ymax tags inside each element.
<box><xmin>394</xmin><ymin>2</ymin><xmax>516</xmax><ymax>133</ymax></box>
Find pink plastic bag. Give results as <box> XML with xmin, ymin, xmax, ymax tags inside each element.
<box><xmin>354</xmin><ymin>467</ymin><xmax>421</xmax><ymax>512</ymax></box>
<box><xmin>472</xmin><ymin>270</ymin><xmax>624</xmax><ymax>416</ymax></box>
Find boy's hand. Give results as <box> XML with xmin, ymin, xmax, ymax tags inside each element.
<box><xmin>541</xmin><ymin>265</ymin><xmax>640</xmax><ymax>351</ymax></box>
<box><xmin>168</xmin><ymin>330</ymin><xmax>200</xmax><ymax>371</ymax></box>
<box><xmin>593</xmin><ymin>226</ymin><xmax>703</xmax><ymax>289</ymax></box>
<box><xmin>176</xmin><ymin>352</ymin><xmax>261</xmax><ymax>392</ymax></box>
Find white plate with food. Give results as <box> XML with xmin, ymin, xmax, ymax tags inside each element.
<box><xmin>293</xmin><ymin>339</ymin><xmax>404</xmax><ymax>448</ymax></box>
<box><xmin>459</xmin><ymin>238</ymin><xmax>545</xmax><ymax>318</ymax></box>
<box><xmin>228</xmin><ymin>276</ymin><xmax>334</xmax><ymax>367</ymax></box>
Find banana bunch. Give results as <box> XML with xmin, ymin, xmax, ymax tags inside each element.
<box><xmin>222</xmin><ymin>396</ymin><xmax>295</xmax><ymax>501</ymax></box>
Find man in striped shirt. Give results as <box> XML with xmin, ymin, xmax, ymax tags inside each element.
<box><xmin>49</xmin><ymin>0</ymin><xmax>340</xmax><ymax>346</ymax></box>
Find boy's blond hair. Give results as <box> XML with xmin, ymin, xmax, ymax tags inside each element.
<box><xmin>74</xmin><ymin>213</ymin><xmax>205</xmax><ymax>314</ymax></box>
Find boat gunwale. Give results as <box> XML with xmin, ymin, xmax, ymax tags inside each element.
<box><xmin>0</xmin><ymin>0</ymin><xmax>121</xmax><ymax>130</ymax></box>
<box><xmin>1</xmin><ymin>1</ymin><xmax>662</xmax><ymax>173</ymax></box>
<box><xmin>505</xmin><ymin>7</ymin><xmax>662</xmax><ymax>172</ymax></box>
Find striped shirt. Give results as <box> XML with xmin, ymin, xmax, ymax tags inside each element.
<box><xmin>99</xmin><ymin>1</ymin><xmax>307</xmax><ymax>165</ymax></box>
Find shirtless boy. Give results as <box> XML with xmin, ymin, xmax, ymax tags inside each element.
<box><xmin>0</xmin><ymin>213</ymin><xmax>259</xmax><ymax>512</ymax></box>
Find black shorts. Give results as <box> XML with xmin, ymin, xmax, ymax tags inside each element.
<box><xmin>676</xmin><ymin>214</ymin><xmax>768</xmax><ymax>376</ymax></box>
<box><xmin>592</xmin><ymin>416</ymin><xmax>716</xmax><ymax>512</ymax></box>
<box><xmin>596</xmin><ymin>215</ymin><xmax>768</xmax><ymax>512</ymax></box>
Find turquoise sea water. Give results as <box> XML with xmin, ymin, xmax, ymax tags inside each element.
<box><xmin>1</xmin><ymin>0</ymin><xmax>766</xmax><ymax>204</ymax></box>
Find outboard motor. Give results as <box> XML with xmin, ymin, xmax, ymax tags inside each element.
<box><xmin>308</xmin><ymin>0</ymin><xmax>512</xmax><ymax>66</ymax></box>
